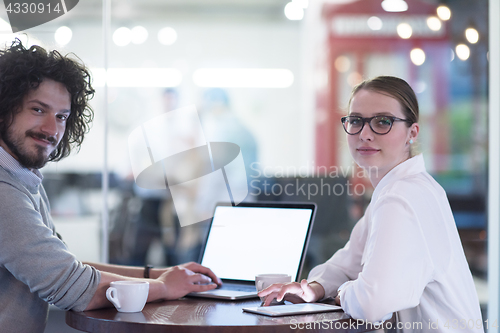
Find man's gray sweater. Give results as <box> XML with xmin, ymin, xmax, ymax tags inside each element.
<box><xmin>0</xmin><ymin>152</ymin><xmax>100</xmax><ymax>332</ymax></box>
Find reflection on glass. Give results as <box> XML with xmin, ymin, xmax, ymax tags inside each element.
<box><xmin>455</xmin><ymin>44</ymin><xmax>470</xmax><ymax>61</ymax></box>
<box><xmin>113</xmin><ymin>27</ymin><xmax>132</xmax><ymax>46</ymax></box>
<box><xmin>131</xmin><ymin>26</ymin><xmax>148</xmax><ymax>45</ymax></box>
<box><xmin>54</xmin><ymin>26</ymin><xmax>72</xmax><ymax>46</ymax></box>
<box><xmin>437</xmin><ymin>5</ymin><xmax>452</xmax><ymax>21</ymax></box>
<box><xmin>397</xmin><ymin>23</ymin><xmax>412</xmax><ymax>39</ymax></box>
<box><xmin>465</xmin><ymin>28</ymin><xmax>479</xmax><ymax>44</ymax></box>
<box><xmin>193</xmin><ymin>69</ymin><xmax>294</xmax><ymax>88</ymax></box>
<box><xmin>335</xmin><ymin>56</ymin><xmax>351</xmax><ymax>73</ymax></box>
<box><xmin>381</xmin><ymin>0</ymin><xmax>408</xmax><ymax>12</ymax></box>
<box><xmin>426</xmin><ymin>16</ymin><xmax>442</xmax><ymax>32</ymax></box>
<box><xmin>367</xmin><ymin>16</ymin><xmax>383</xmax><ymax>31</ymax></box>
<box><xmin>410</xmin><ymin>48</ymin><xmax>425</xmax><ymax>66</ymax></box>
<box><xmin>284</xmin><ymin>2</ymin><xmax>304</xmax><ymax>20</ymax></box>
<box><xmin>157</xmin><ymin>27</ymin><xmax>177</xmax><ymax>45</ymax></box>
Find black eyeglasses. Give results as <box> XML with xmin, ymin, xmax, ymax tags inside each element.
<box><xmin>341</xmin><ymin>115</ymin><xmax>411</xmax><ymax>135</ymax></box>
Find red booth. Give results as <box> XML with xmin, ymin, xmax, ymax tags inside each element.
<box><xmin>315</xmin><ymin>0</ymin><xmax>451</xmax><ymax>172</ymax></box>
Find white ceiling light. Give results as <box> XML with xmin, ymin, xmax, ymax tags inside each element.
<box><xmin>54</xmin><ymin>26</ymin><xmax>72</xmax><ymax>46</ymax></box>
<box><xmin>367</xmin><ymin>16</ymin><xmax>383</xmax><ymax>30</ymax></box>
<box><xmin>158</xmin><ymin>27</ymin><xmax>177</xmax><ymax>45</ymax></box>
<box><xmin>284</xmin><ymin>2</ymin><xmax>304</xmax><ymax>20</ymax></box>
<box><xmin>113</xmin><ymin>27</ymin><xmax>132</xmax><ymax>46</ymax></box>
<box><xmin>193</xmin><ymin>68</ymin><xmax>294</xmax><ymax>88</ymax></box>
<box><xmin>292</xmin><ymin>0</ymin><xmax>308</xmax><ymax>9</ymax></box>
<box><xmin>91</xmin><ymin>68</ymin><xmax>182</xmax><ymax>87</ymax></box>
<box><xmin>381</xmin><ymin>0</ymin><xmax>408</xmax><ymax>12</ymax></box>
<box><xmin>131</xmin><ymin>26</ymin><xmax>148</xmax><ymax>45</ymax></box>
<box><xmin>426</xmin><ymin>16</ymin><xmax>442</xmax><ymax>32</ymax></box>
<box><xmin>410</xmin><ymin>48</ymin><xmax>426</xmax><ymax>66</ymax></box>
<box><xmin>456</xmin><ymin>44</ymin><xmax>470</xmax><ymax>61</ymax></box>
<box><xmin>0</xmin><ymin>18</ymin><xmax>11</xmax><ymax>31</ymax></box>
<box><xmin>397</xmin><ymin>23</ymin><xmax>412</xmax><ymax>39</ymax></box>
<box><xmin>437</xmin><ymin>5</ymin><xmax>451</xmax><ymax>21</ymax></box>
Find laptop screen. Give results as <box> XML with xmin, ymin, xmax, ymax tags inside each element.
<box><xmin>200</xmin><ymin>203</ymin><xmax>315</xmax><ymax>282</ymax></box>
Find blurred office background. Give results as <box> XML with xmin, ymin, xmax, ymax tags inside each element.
<box><xmin>0</xmin><ymin>0</ymin><xmax>490</xmax><ymax>331</ymax></box>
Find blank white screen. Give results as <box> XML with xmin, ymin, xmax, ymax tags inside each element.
<box><xmin>200</xmin><ymin>206</ymin><xmax>313</xmax><ymax>281</ymax></box>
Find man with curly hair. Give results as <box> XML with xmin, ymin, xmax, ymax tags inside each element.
<box><xmin>0</xmin><ymin>40</ymin><xmax>221</xmax><ymax>332</ymax></box>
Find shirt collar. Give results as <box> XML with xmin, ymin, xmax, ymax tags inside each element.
<box><xmin>372</xmin><ymin>154</ymin><xmax>426</xmax><ymax>199</ymax></box>
<box><xmin>0</xmin><ymin>146</ymin><xmax>43</xmax><ymax>191</ymax></box>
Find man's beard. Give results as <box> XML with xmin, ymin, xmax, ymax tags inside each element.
<box><xmin>1</xmin><ymin>128</ymin><xmax>57</xmax><ymax>169</ymax></box>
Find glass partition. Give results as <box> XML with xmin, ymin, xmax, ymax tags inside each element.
<box><xmin>2</xmin><ymin>0</ymin><xmax>489</xmax><ymax>327</ymax></box>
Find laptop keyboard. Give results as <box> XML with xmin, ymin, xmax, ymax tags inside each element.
<box><xmin>219</xmin><ymin>284</ymin><xmax>256</xmax><ymax>292</ymax></box>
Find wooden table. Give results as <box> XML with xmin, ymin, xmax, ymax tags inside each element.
<box><xmin>66</xmin><ymin>297</ymin><xmax>396</xmax><ymax>333</ymax></box>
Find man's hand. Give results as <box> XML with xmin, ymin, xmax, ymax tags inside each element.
<box><xmin>177</xmin><ymin>262</ymin><xmax>222</xmax><ymax>286</ymax></box>
<box><xmin>258</xmin><ymin>279</ymin><xmax>325</xmax><ymax>306</ymax></box>
<box><xmin>156</xmin><ymin>265</ymin><xmax>218</xmax><ymax>300</ymax></box>
<box><xmin>84</xmin><ymin>262</ymin><xmax>222</xmax><ymax>310</ymax></box>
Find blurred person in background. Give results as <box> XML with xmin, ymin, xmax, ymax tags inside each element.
<box><xmin>126</xmin><ymin>88</ymin><xmax>182</xmax><ymax>267</ymax></box>
<box><xmin>199</xmin><ymin>87</ymin><xmax>258</xmax><ymax>180</ymax></box>
<box><xmin>196</xmin><ymin>87</ymin><xmax>258</xmax><ymax>211</ymax></box>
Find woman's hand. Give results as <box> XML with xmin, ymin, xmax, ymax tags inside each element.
<box><xmin>258</xmin><ymin>279</ymin><xmax>325</xmax><ymax>306</ymax></box>
<box><xmin>155</xmin><ymin>265</ymin><xmax>218</xmax><ymax>300</ymax></box>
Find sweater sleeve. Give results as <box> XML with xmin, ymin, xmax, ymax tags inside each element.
<box><xmin>340</xmin><ymin>194</ymin><xmax>434</xmax><ymax>323</ymax></box>
<box><xmin>0</xmin><ymin>182</ymin><xmax>101</xmax><ymax>311</ymax></box>
<box><xmin>307</xmin><ymin>213</ymin><xmax>369</xmax><ymax>298</ymax></box>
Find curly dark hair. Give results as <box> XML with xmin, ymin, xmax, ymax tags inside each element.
<box><xmin>0</xmin><ymin>39</ymin><xmax>95</xmax><ymax>161</ymax></box>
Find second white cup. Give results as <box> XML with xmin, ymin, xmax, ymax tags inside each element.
<box><xmin>106</xmin><ymin>281</ymin><xmax>149</xmax><ymax>313</ymax></box>
<box><xmin>255</xmin><ymin>273</ymin><xmax>292</xmax><ymax>303</ymax></box>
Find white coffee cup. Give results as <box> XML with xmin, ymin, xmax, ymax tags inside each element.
<box><xmin>255</xmin><ymin>273</ymin><xmax>292</xmax><ymax>304</ymax></box>
<box><xmin>106</xmin><ymin>281</ymin><xmax>149</xmax><ymax>313</ymax></box>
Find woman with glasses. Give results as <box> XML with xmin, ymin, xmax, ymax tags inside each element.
<box><xmin>259</xmin><ymin>76</ymin><xmax>483</xmax><ymax>331</ymax></box>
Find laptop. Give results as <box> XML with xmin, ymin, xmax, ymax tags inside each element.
<box><xmin>188</xmin><ymin>201</ymin><xmax>316</xmax><ymax>300</ymax></box>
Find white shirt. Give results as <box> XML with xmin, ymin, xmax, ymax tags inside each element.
<box><xmin>308</xmin><ymin>154</ymin><xmax>484</xmax><ymax>332</ymax></box>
